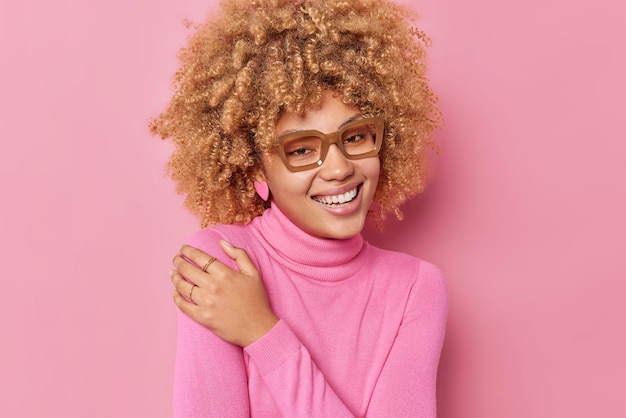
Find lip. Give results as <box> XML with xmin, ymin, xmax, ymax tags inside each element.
<box><xmin>310</xmin><ymin>184</ymin><xmax>363</xmax><ymax>215</ymax></box>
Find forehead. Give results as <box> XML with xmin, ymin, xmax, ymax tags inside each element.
<box><xmin>275</xmin><ymin>91</ymin><xmax>361</xmax><ymax>136</ymax></box>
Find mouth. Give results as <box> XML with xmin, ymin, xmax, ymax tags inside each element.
<box><xmin>312</xmin><ymin>186</ymin><xmax>360</xmax><ymax>207</ymax></box>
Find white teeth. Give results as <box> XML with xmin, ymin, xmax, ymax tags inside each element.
<box><xmin>314</xmin><ymin>188</ymin><xmax>358</xmax><ymax>205</ymax></box>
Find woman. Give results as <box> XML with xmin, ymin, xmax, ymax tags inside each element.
<box><xmin>151</xmin><ymin>0</ymin><xmax>447</xmax><ymax>416</ymax></box>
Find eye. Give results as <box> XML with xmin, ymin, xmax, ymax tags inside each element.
<box><xmin>343</xmin><ymin>134</ymin><xmax>366</xmax><ymax>144</ymax></box>
<box><xmin>288</xmin><ymin>147</ymin><xmax>313</xmax><ymax>156</ymax></box>
<box><xmin>282</xmin><ymin>136</ymin><xmax>321</xmax><ymax>160</ymax></box>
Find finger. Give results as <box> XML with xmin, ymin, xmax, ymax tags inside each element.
<box><xmin>170</xmin><ymin>269</ymin><xmax>197</xmax><ymax>302</ymax></box>
<box><xmin>172</xmin><ymin>254</ymin><xmax>220</xmax><ymax>286</ymax></box>
<box><xmin>219</xmin><ymin>240</ymin><xmax>258</xmax><ymax>276</ymax></box>
<box><xmin>172</xmin><ymin>288</ymin><xmax>202</xmax><ymax>318</ymax></box>
<box><xmin>200</xmin><ymin>256</ymin><xmax>218</xmax><ymax>273</ymax></box>
<box><xmin>179</xmin><ymin>245</ymin><xmax>214</xmax><ymax>267</ymax></box>
<box><xmin>178</xmin><ymin>245</ymin><xmax>224</xmax><ymax>274</ymax></box>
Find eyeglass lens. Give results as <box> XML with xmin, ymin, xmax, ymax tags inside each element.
<box><xmin>282</xmin><ymin>120</ymin><xmax>379</xmax><ymax>168</ymax></box>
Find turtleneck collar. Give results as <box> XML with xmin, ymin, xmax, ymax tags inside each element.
<box><xmin>250</xmin><ymin>202</ymin><xmax>368</xmax><ymax>281</ymax></box>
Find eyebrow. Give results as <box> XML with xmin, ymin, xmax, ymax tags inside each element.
<box><xmin>278</xmin><ymin>113</ymin><xmax>363</xmax><ymax>136</ymax></box>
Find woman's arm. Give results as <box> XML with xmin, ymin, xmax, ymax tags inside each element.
<box><xmin>170</xmin><ymin>232</ymin><xmax>354</xmax><ymax>416</ymax></box>
<box><xmin>367</xmin><ymin>261</ymin><xmax>448</xmax><ymax>417</ymax></box>
<box><xmin>243</xmin><ymin>260</ymin><xmax>447</xmax><ymax>418</ymax></box>
<box><xmin>243</xmin><ymin>319</ymin><xmax>355</xmax><ymax>417</ymax></box>
<box><xmin>172</xmin><ymin>233</ymin><xmax>254</xmax><ymax>417</ymax></box>
<box><xmin>173</xmin><ymin>311</ymin><xmax>250</xmax><ymax>417</ymax></box>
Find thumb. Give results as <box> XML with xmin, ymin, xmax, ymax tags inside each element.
<box><xmin>219</xmin><ymin>240</ymin><xmax>258</xmax><ymax>276</ymax></box>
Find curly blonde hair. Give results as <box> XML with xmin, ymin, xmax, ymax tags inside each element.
<box><xmin>150</xmin><ymin>0</ymin><xmax>441</xmax><ymax>228</ymax></box>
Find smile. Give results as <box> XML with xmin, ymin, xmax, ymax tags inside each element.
<box><xmin>312</xmin><ymin>187</ymin><xmax>359</xmax><ymax>206</ymax></box>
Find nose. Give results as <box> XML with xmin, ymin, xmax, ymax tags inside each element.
<box><xmin>319</xmin><ymin>144</ymin><xmax>354</xmax><ymax>181</ymax></box>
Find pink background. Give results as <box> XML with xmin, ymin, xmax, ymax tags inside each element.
<box><xmin>1</xmin><ymin>0</ymin><xmax>624</xmax><ymax>417</ymax></box>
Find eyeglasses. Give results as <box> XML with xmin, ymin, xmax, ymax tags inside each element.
<box><xmin>275</xmin><ymin>116</ymin><xmax>384</xmax><ymax>172</ymax></box>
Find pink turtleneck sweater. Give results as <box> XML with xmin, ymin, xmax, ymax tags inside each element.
<box><xmin>173</xmin><ymin>203</ymin><xmax>447</xmax><ymax>417</ymax></box>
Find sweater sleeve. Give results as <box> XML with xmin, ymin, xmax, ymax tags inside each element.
<box><xmin>244</xmin><ymin>319</ymin><xmax>355</xmax><ymax>417</ymax></box>
<box><xmin>367</xmin><ymin>260</ymin><xmax>448</xmax><ymax>417</ymax></box>
<box><xmin>172</xmin><ymin>230</ymin><xmax>250</xmax><ymax>418</ymax></box>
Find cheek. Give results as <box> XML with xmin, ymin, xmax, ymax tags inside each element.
<box><xmin>267</xmin><ymin>170</ymin><xmax>315</xmax><ymax>197</ymax></box>
<box><xmin>364</xmin><ymin>158</ymin><xmax>381</xmax><ymax>184</ymax></box>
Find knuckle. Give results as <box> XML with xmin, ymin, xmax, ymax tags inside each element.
<box><xmin>199</xmin><ymin>309</ymin><xmax>214</xmax><ymax>324</ymax></box>
<box><xmin>208</xmin><ymin>281</ymin><xmax>221</xmax><ymax>295</ymax></box>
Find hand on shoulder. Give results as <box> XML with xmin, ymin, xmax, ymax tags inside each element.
<box><xmin>170</xmin><ymin>240</ymin><xmax>279</xmax><ymax>347</ymax></box>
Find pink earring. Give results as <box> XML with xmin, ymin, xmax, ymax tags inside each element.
<box><xmin>254</xmin><ymin>181</ymin><xmax>270</xmax><ymax>201</ymax></box>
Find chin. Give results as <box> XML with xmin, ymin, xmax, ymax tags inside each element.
<box><xmin>319</xmin><ymin>220</ymin><xmax>366</xmax><ymax>240</ymax></box>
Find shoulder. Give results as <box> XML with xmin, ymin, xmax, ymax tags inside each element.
<box><xmin>365</xmin><ymin>244</ymin><xmax>444</xmax><ymax>279</ymax></box>
<box><xmin>187</xmin><ymin>223</ymin><xmax>254</xmax><ymax>251</ymax></box>
<box><xmin>365</xmin><ymin>244</ymin><xmax>447</xmax><ymax>302</ymax></box>
<box><xmin>186</xmin><ymin>222</ymin><xmax>266</xmax><ymax>269</ymax></box>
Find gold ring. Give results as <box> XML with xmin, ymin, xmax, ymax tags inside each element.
<box><xmin>202</xmin><ymin>256</ymin><xmax>217</xmax><ymax>272</ymax></box>
<box><xmin>189</xmin><ymin>284</ymin><xmax>197</xmax><ymax>301</ymax></box>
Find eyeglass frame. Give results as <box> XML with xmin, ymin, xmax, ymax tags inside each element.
<box><xmin>274</xmin><ymin>116</ymin><xmax>385</xmax><ymax>172</ymax></box>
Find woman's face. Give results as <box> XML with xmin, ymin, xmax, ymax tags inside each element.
<box><xmin>262</xmin><ymin>91</ymin><xmax>380</xmax><ymax>239</ymax></box>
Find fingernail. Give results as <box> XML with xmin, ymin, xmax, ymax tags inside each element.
<box><xmin>220</xmin><ymin>240</ymin><xmax>233</xmax><ymax>247</ymax></box>
<box><xmin>168</xmin><ymin>270</ymin><xmax>174</xmax><ymax>278</ymax></box>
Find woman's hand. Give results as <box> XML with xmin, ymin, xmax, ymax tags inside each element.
<box><xmin>170</xmin><ymin>240</ymin><xmax>279</xmax><ymax>347</ymax></box>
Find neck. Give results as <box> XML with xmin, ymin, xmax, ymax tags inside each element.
<box><xmin>250</xmin><ymin>202</ymin><xmax>367</xmax><ymax>281</ymax></box>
